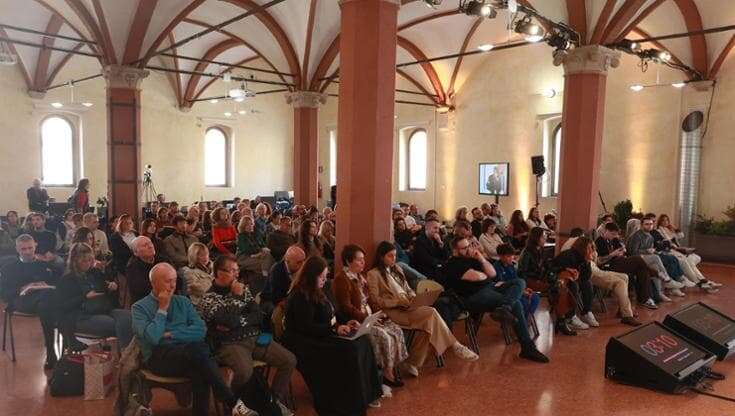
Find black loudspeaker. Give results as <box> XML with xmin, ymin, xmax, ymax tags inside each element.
<box><xmin>605</xmin><ymin>321</ymin><xmax>716</xmax><ymax>393</ymax></box>
<box><xmin>531</xmin><ymin>155</ymin><xmax>546</xmax><ymax>176</ymax></box>
<box><xmin>663</xmin><ymin>302</ymin><xmax>735</xmax><ymax>361</ymax></box>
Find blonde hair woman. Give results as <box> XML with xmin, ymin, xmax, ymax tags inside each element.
<box><xmin>181</xmin><ymin>242</ymin><xmax>214</xmax><ymax>305</ymax></box>
<box><xmin>236</xmin><ymin>216</ymin><xmax>273</xmax><ymax>286</ymax></box>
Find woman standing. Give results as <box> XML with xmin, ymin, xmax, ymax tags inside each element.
<box><xmin>69</xmin><ymin>178</ymin><xmax>90</xmax><ymax>213</ymax></box>
<box><xmin>367</xmin><ymin>241</ymin><xmax>477</xmax><ymax>377</ymax></box>
<box><xmin>211</xmin><ymin>207</ymin><xmax>237</xmax><ymax>256</ymax></box>
<box><xmin>283</xmin><ymin>256</ymin><xmax>383</xmax><ymax>415</ymax></box>
<box><xmin>182</xmin><ymin>242</ymin><xmax>214</xmax><ymax>305</ymax></box>
<box><xmin>334</xmin><ymin>244</ymin><xmax>408</xmax><ymax>390</ymax></box>
<box><xmin>54</xmin><ymin>243</ymin><xmax>133</xmax><ymax>351</ymax></box>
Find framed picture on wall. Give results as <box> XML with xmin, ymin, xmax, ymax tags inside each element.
<box><xmin>479</xmin><ymin>163</ymin><xmax>509</xmax><ymax>196</ymax></box>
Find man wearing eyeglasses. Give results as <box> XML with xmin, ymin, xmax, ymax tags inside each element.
<box><xmin>443</xmin><ymin>236</ymin><xmax>549</xmax><ymax>363</ymax></box>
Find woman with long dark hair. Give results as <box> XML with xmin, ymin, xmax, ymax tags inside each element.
<box><xmin>69</xmin><ymin>178</ymin><xmax>90</xmax><ymax>213</ymax></box>
<box><xmin>283</xmin><ymin>256</ymin><xmax>382</xmax><ymax>415</ymax></box>
<box><xmin>366</xmin><ymin>241</ymin><xmax>477</xmax><ymax>378</ymax></box>
<box><xmin>549</xmin><ymin>236</ymin><xmax>597</xmax><ymax>331</ymax></box>
<box><xmin>506</xmin><ymin>209</ymin><xmax>530</xmax><ymax>249</ymax></box>
<box><xmin>297</xmin><ymin>219</ymin><xmax>323</xmax><ymax>258</ymax></box>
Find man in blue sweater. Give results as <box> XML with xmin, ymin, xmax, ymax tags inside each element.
<box><xmin>131</xmin><ymin>263</ymin><xmax>254</xmax><ymax>416</ymax></box>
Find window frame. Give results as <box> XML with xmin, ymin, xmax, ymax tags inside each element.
<box><xmin>550</xmin><ymin>123</ymin><xmax>562</xmax><ymax>197</ymax></box>
<box><xmin>407</xmin><ymin>128</ymin><xmax>428</xmax><ymax>191</ymax></box>
<box><xmin>204</xmin><ymin>126</ymin><xmax>231</xmax><ymax>188</ymax></box>
<box><xmin>39</xmin><ymin>114</ymin><xmax>79</xmax><ymax>187</ymax></box>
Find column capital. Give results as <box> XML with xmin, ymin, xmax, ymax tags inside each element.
<box><xmin>103</xmin><ymin>65</ymin><xmax>149</xmax><ymax>89</ymax></box>
<box><xmin>286</xmin><ymin>91</ymin><xmax>328</xmax><ymax>108</ymax></box>
<box><xmin>554</xmin><ymin>45</ymin><xmax>621</xmax><ymax>75</ymax></box>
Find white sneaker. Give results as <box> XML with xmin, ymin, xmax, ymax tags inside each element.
<box><xmin>701</xmin><ymin>284</ymin><xmax>719</xmax><ymax>294</ymax></box>
<box><xmin>277</xmin><ymin>401</ymin><xmax>294</xmax><ymax>416</ymax></box>
<box><xmin>583</xmin><ymin>312</ymin><xmax>600</xmax><ymax>327</ymax></box>
<box><xmin>640</xmin><ymin>299</ymin><xmax>659</xmax><ymax>310</ymax></box>
<box><xmin>664</xmin><ymin>280</ymin><xmax>684</xmax><ymax>290</ymax></box>
<box><xmin>708</xmin><ymin>280</ymin><xmax>724</xmax><ymax>288</ymax></box>
<box><xmin>659</xmin><ymin>294</ymin><xmax>673</xmax><ymax>302</ymax></box>
<box><xmin>570</xmin><ymin>315</ymin><xmax>590</xmax><ymax>330</ymax></box>
<box><xmin>452</xmin><ymin>343</ymin><xmax>479</xmax><ymax>361</ymax></box>
<box><xmin>681</xmin><ymin>279</ymin><xmax>696</xmax><ymax>288</ymax></box>
<box><xmin>669</xmin><ymin>288</ymin><xmax>686</xmax><ymax>297</ymax></box>
<box><xmin>381</xmin><ymin>384</ymin><xmax>393</xmax><ymax>398</ymax></box>
<box><xmin>402</xmin><ymin>363</ymin><xmax>419</xmax><ymax>377</ymax></box>
<box><xmin>369</xmin><ymin>400</ymin><xmax>382</xmax><ymax>408</ymax></box>
<box><xmin>232</xmin><ymin>399</ymin><xmax>258</xmax><ymax>416</ymax></box>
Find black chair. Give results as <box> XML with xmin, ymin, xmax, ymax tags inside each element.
<box><xmin>2</xmin><ymin>307</ymin><xmax>40</xmax><ymax>362</ymax></box>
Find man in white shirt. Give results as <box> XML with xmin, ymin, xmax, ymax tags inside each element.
<box><xmin>83</xmin><ymin>213</ymin><xmax>110</xmax><ymax>257</ymax></box>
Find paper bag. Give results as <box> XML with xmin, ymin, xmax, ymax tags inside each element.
<box><xmin>84</xmin><ymin>351</ymin><xmax>116</xmax><ymax>400</ymax></box>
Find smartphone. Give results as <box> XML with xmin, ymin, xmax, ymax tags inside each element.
<box><xmin>256</xmin><ymin>332</ymin><xmax>272</xmax><ymax>347</ymax></box>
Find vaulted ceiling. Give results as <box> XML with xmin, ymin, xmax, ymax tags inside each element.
<box><xmin>1</xmin><ymin>0</ymin><xmax>734</xmax><ymax>108</ymax></box>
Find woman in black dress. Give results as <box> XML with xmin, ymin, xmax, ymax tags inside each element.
<box><xmin>283</xmin><ymin>256</ymin><xmax>382</xmax><ymax>415</ymax></box>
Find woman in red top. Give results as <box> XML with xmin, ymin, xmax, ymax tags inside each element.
<box><xmin>211</xmin><ymin>207</ymin><xmax>237</xmax><ymax>256</ymax></box>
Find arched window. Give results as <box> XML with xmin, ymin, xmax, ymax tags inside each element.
<box><xmin>41</xmin><ymin>116</ymin><xmax>75</xmax><ymax>186</ymax></box>
<box><xmin>204</xmin><ymin>127</ymin><xmax>228</xmax><ymax>186</ymax></box>
<box><xmin>550</xmin><ymin>124</ymin><xmax>562</xmax><ymax>196</ymax></box>
<box><xmin>408</xmin><ymin>129</ymin><xmax>427</xmax><ymax>190</ymax></box>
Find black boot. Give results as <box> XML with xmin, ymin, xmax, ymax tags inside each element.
<box><xmin>519</xmin><ymin>345</ymin><xmax>550</xmax><ymax>363</ymax></box>
<box><xmin>555</xmin><ymin>319</ymin><xmax>577</xmax><ymax>336</ymax></box>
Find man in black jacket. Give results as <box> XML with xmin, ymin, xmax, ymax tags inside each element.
<box><xmin>0</xmin><ymin>234</ymin><xmax>63</xmax><ymax>368</ymax></box>
<box><xmin>27</xmin><ymin>178</ymin><xmax>49</xmax><ymax>213</ymax></box>
<box><xmin>410</xmin><ymin>218</ymin><xmax>448</xmax><ymax>280</ymax></box>
<box><xmin>126</xmin><ymin>236</ymin><xmax>162</xmax><ymax>305</ymax></box>
<box><xmin>261</xmin><ymin>246</ymin><xmax>306</xmax><ymax>313</ymax></box>
<box><xmin>198</xmin><ymin>256</ymin><xmax>295</xmax><ymax>414</ymax></box>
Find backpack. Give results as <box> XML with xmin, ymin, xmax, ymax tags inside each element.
<box><xmin>49</xmin><ymin>355</ymin><xmax>85</xmax><ymax>397</ymax></box>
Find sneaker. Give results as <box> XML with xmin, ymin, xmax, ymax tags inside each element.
<box><xmin>583</xmin><ymin>312</ymin><xmax>600</xmax><ymax>327</ymax></box>
<box><xmin>452</xmin><ymin>343</ymin><xmax>479</xmax><ymax>361</ymax></box>
<box><xmin>703</xmin><ymin>286</ymin><xmax>719</xmax><ymax>294</ymax></box>
<box><xmin>669</xmin><ymin>288</ymin><xmax>686</xmax><ymax>297</ymax></box>
<box><xmin>402</xmin><ymin>363</ymin><xmax>419</xmax><ymax>377</ymax></box>
<box><xmin>368</xmin><ymin>400</ymin><xmax>382</xmax><ymax>408</ymax></box>
<box><xmin>659</xmin><ymin>294</ymin><xmax>673</xmax><ymax>302</ymax></box>
<box><xmin>381</xmin><ymin>384</ymin><xmax>393</xmax><ymax>398</ymax></box>
<box><xmin>232</xmin><ymin>399</ymin><xmax>258</xmax><ymax>416</ymax></box>
<box><xmin>519</xmin><ymin>346</ymin><xmax>550</xmax><ymax>363</ymax></box>
<box><xmin>639</xmin><ymin>299</ymin><xmax>659</xmax><ymax>310</ymax></box>
<box><xmin>555</xmin><ymin>320</ymin><xmax>577</xmax><ymax>336</ymax></box>
<box><xmin>681</xmin><ymin>279</ymin><xmax>696</xmax><ymax>288</ymax></box>
<box><xmin>664</xmin><ymin>280</ymin><xmax>684</xmax><ymax>290</ymax></box>
<box><xmin>277</xmin><ymin>401</ymin><xmax>294</xmax><ymax>416</ymax></box>
<box><xmin>570</xmin><ymin>315</ymin><xmax>590</xmax><ymax>330</ymax></box>
<box><xmin>707</xmin><ymin>280</ymin><xmax>723</xmax><ymax>288</ymax></box>
<box><xmin>621</xmin><ymin>316</ymin><xmax>643</xmax><ymax>326</ymax></box>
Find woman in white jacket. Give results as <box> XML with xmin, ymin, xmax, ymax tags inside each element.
<box><xmin>182</xmin><ymin>242</ymin><xmax>215</xmax><ymax>305</ymax></box>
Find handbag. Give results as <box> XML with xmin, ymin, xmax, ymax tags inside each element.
<box><xmin>50</xmin><ymin>354</ymin><xmax>85</xmax><ymax>397</ymax></box>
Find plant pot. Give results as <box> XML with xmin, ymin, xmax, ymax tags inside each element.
<box><xmin>691</xmin><ymin>232</ymin><xmax>735</xmax><ymax>264</ymax></box>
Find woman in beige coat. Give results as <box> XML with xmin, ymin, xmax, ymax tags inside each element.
<box><xmin>182</xmin><ymin>242</ymin><xmax>214</xmax><ymax>305</ymax></box>
<box><xmin>366</xmin><ymin>241</ymin><xmax>477</xmax><ymax>376</ymax></box>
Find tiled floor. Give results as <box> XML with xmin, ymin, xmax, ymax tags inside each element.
<box><xmin>3</xmin><ymin>264</ymin><xmax>735</xmax><ymax>416</ymax></box>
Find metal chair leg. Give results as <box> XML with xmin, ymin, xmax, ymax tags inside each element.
<box><xmin>529</xmin><ymin>313</ymin><xmax>540</xmax><ymax>340</ymax></box>
<box><xmin>8</xmin><ymin>311</ymin><xmax>15</xmax><ymax>362</ymax></box>
<box><xmin>2</xmin><ymin>309</ymin><xmax>7</xmax><ymax>352</ymax></box>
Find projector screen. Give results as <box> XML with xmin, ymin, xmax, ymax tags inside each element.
<box><xmin>479</xmin><ymin>162</ymin><xmax>509</xmax><ymax>196</ymax></box>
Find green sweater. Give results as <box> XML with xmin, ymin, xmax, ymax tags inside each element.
<box><xmin>236</xmin><ymin>232</ymin><xmax>265</xmax><ymax>257</ymax></box>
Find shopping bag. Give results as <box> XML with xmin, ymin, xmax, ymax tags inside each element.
<box><xmin>84</xmin><ymin>351</ymin><xmax>116</xmax><ymax>400</ymax></box>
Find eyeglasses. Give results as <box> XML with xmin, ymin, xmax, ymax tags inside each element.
<box><xmin>222</xmin><ymin>267</ymin><xmax>240</xmax><ymax>274</ymax></box>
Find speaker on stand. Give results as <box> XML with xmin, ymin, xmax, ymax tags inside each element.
<box><xmin>531</xmin><ymin>156</ymin><xmax>546</xmax><ymax>207</ymax></box>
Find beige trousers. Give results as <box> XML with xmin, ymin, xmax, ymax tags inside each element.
<box><xmin>590</xmin><ymin>263</ymin><xmax>634</xmax><ymax>318</ymax></box>
<box><xmin>384</xmin><ymin>306</ymin><xmax>456</xmax><ymax>367</ymax></box>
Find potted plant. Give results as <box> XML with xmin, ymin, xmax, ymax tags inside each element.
<box><xmin>692</xmin><ymin>205</ymin><xmax>735</xmax><ymax>264</ymax></box>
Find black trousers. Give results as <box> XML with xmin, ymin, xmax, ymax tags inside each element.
<box><xmin>145</xmin><ymin>342</ymin><xmax>237</xmax><ymax>416</ymax></box>
<box><xmin>12</xmin><ymin>289</ymin><xmax>56</xmax><ymax>356</ymax></box>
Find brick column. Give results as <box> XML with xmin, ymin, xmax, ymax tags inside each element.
<box><xmin>286</xmin><ymin>91</ymin><xmax>327</xmax><ymax>207</ymax></box>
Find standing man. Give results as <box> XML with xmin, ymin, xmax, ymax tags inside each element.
<box><xmin>27</xmin><ymin>178</ymin><xmax>49</xmax><ymax>213</ymax></box>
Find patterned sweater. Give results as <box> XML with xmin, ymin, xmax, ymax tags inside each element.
<box><xmin>197</xmin><ymin>283</ymin><xmax>262</xmax><ymax>346</ymax></box>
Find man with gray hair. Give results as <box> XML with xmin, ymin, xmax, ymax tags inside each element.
<box><xmin>126</xmin><ymin>236</ymin><xmax>161</xmax><ymax>305</ymax></box>
<box><xmin>0</xmin><ymin>234</ymin><xmax>62</xmax><ymax>369</ymax></box>
<box><xmin>132</xmin><ymin>263</ymin><xmax>255</xmax><ymax>416</ymax></box>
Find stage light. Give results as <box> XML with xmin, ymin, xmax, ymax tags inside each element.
<box><xmin>477</xmin><ymin>43</ymin><xmax>494</xmax><ymax>52</ymax></box>
<box><xmin>629</xmin><ymin>84</ymin><xmax>644</xmax><ymax>92</ymax></box>
<box><xmin>224</xmin><ymin>112</ymin><xmax>232</xmax><ymax>117</ymax></box>
<box><xmin>209</xmin><ymin>99</ymin><xmax>219</xmax><ymax>104</ymax></box>
<box><xmin>229</xmin><ymin>88</ymin><xmax>244</xmax><ymax>98</ymax></box>
<box><xmin>672</xmin><ymin>82</ymin><xmax>686</xmax><ymax>88</ymax></box>
<box><xmin>460</xmin><ymin>1</ymin><xmax>497</xmax><ymax>18</ymax></box>
<box><xmin>547</xmin><ymin>32</ymin><xmax>572</xmax><ymax>51</ymax></box>
<box><xmin>423</xmin><ymin>0</ymin><xmax>442</xmax><ymax>8</ymax></box>
<box><xmin>515</xmin><ymin>17</ymin><xmax>545</xmax><ymax>42</ymax></box>
<box><xmin>657</xmin><ymin>51</ymin><xmax>671</xmax><ymax>62</ymax></box>
<box><xmin>51</xmin><ymin>102</ymin><xmax>63</xmax><ymax>108</ymax></box>
<box><xmin>630</xmin><ymin>41</ymin><xmax>642</xmax><ymax>53</ymax></box>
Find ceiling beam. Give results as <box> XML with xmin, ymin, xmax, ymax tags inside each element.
<box><xmin>33</xmin><ymin>15</ymin><xmax>64</xmax><ymax>91</ymax></box>
<box><xmin>590</xmin><ymin>0</ymin><xmax>617</xmax><ymax>45</ymax></box>
<box><xmin>613</xmin><ymin>0</ymin><xmax>666</xmax><ymax>43</ymax></box>
<box><xmin>710</xmin><ymin>34</ymin><xmax>735</xmax><ymax>79</ymax></box>
<box><xmin>448</xmin><ymin>18</ymin><xmax>482</xmax><ymax>98</ymax></box>
<box><xmin>301</xmin><ymin>0</ymin><xmax>318</xmax><ymax>90</ymax></box>
<box><xmin>123</xmin><ymin>0</ymin><xmax>159</xmax><ymax>64</ymax></box>
<box><xmin>565</xmin><ymin>0</ymin><xmax>587</xmax><ymax>44</ymax></box>
<box><xmin>672</xmin><ymin>0</ymin><xmax>708</xmax><ymax>76</ymax></box>
<box><xmin>600</xmin><ymin>0</ymin><xmax>647</xmax><ymax>44</ymax></box>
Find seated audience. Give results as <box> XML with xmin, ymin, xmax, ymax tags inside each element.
<box><xmin>126</xmin><ymin>236</ymin><xmax>162</xmax><ymax>304</ymax></box>
<box><xmin>162</xmin><ymin>214</ymin><xmax>198</xmax><ymax>269</ymax></box>
<box><xmin>409</xmin><ymin>204</ymin><xmax>423</xmax><ymax>225</ymax></box>
<box><xmin>393</xmin><ymin>241</ymin><xmax>428</xmax><ymax>290</ymax></box>
<box><xmin>479</xmin><ymin>218</ymin><xmax>504</xmax><ymax>260</ymax></box>
<box><xmin>493</xmin><ymin>243</ymin><xmax>540</xmax><ymax>317</ymax></box>
<box><xmin>0</xmin><ymin>234</ymin><xmax>62</xmax><ymax>368</ymax></box>
<box><xmin>26</xmin><ymin>212</ymin><xmax>57</xmax><ymax>256</ymax></box>
<box><xmin>69</xmin><ymin>178</ymin><xmax>90</xmax><ymax>213</ymax></box>
<box><xmin>444</xmin><ymin>237</ymin><xmax>548</xmax><ymax>363</ymax></box>
<box><xmin>27</xmin><ymin>178</ymin><xmax>50</xmax><ymax>213</ymax></box>
<box><xmin>140</xmin><ymin>218</ymin><xmax>163</xmax><ymax>254</ymax></box>
<box><xmin>283</xmin><ymin>256</ymin><xmax>382</xmax><ymax>414</ymax></box>
<box><xmin>549</xmin><ymin>237</ymin><xmax>598</xmax><ymax>330</ymax></box>
<box><xmin>132</xmin><ymin>263</ymin><xmax>254</xmax><ymax>416</ymax></box>
<box><xmin>452</xmin><ymin>219</ymin><xmax>482</xmax><ymax>254</ymax></box>
<box><xmin>83</xmin><ymin>212</ymin><xmax>111</xmax><ymax>258</ymax></box>
<box><xmin>318</xmin><ymin>220</ymin><xmax>336</xmax><ymax>262</ymax></box>
<box><xmin>653</xmin><ymin>214</ymin><xmax>722</xmax><ymax>291</ymax></box>
<box><xmin>186</xmin><ymin>205</ymin><xmax>204</xmax><ymax>238</ymax></box>
<box><xmin>297</xmin><ymin>219</ymin><xmax>323</xmax><ymax>258</ymax></box>
<box><xmin>627</xmin><ymin>217</ymin><xmax>686</xmax><ymax>300</ymax></box>
<box><xmin>454</xmin><ymin>206</ymin><xmax>469</xmax><ymax>225</ymax></box>
<box><xmin>109</xmin><ymin>213</ymin><xmax>137</xmax><ymax>275</ymax></box>
<box><xmin>488</xmin><ymin>203</ymin><xmax>507</xmax><ymax>231</ymax></box>
<box><xmin>594</xmin><ymin>213</ymin><xmax>614</xmax><ymax>239</ymax></box>
<box><xmin>211</xmin><ymin>207</ymin><xmax>238</xmax><ymax>256</ymax></box>
<box><xmin>526</xmin><ymin>207</ymin><xmax>544</xmax><ymax>229</ymax></box>
<box><xmin>267</xmin><ymin>212</ymin><xmax>282</xmax><ymax>234</ymax></box>
<box><xmin>197</xmin><ymin>256</ymin><xmax>296</xmax><ymax>413</ymax></box>
<box><xmin>155</xmin><ymin>207</ymin><xmax>171</xmax><ymax>227</ymax></box>
<box><xmin>236</xmin><ymin>216</ymin><xmax>272</xmax><ymax>287</ymax></box>
<box><xmin>3</xmin><ymin>210</ymin><xmax>22</xmax><ymax>239</ymax></box>
<box><xmin>518</xmin><ymin>228</ymin><xmax>577</xmax><ymax>335</ymax></box>
<box><xmin>253</xmin><ymin>203</ymin><xmax>270</xmax><ymax>241</ymax></box>
<box><xmin>469</xmin><ymin>207</ymin><xmax>484</xmax><ymax>239</ymax></box>
<box><xmin>261</xmin><ymin>246</ymin><xmax>307</xmax><ymax>309</ymax></box>
<box><xmin>334</xmin><ymin>244</ymin><xmax>408</xmax><ymax>389</ymax></box>
<box><xmin>182</xmin><ymin>242</ymin><xmax>215</xmax><ymax>305</ymax></box>
<box><xmin>595</xmin><ymin>223</ymin><xmax>658</xmax><ymax>309</ymax></box>
<box><xmin>506</xmin><ymin>209</ymin><xmax>530</xmax><ymax>249</ymax></box>
<box><xmin>0</xmin><ymin>225</ymin><xmax>14</xmax><ymax>256</ymax></box>
<box><xmin>410</xmin><ymin>218</ymin><xmax>448</xmax><ymax>279</ymax></box>
<box><xmin>368</xmin><ymin>241</ymin><xmax>478</xmax><ymax>376</ymax></box>
<box><xmin>543</xmin><ymin>213</ymin><xmax>557</xmax><ymax>242</ymax></box>
<box><xmin>394</xmin><ymin>218</ymin><xmax>415</xmax><ymax>251</ymax></box>
<box><xmin>266</xmin><ymin>216</ymin><xmax>296</xmax><ymax>262</ymax></box>
<box><xmin>60</xmin><ymin>209</ymin><xmax>78</xmax><ymax>252</ymax></box>
<box><xmin>55</xmin><ymin>243</ymin><xmax>133</xmax><ymax>351</ymax></box>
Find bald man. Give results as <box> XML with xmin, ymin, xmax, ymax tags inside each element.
<box><xmin>132</xmin><ymin>263</ymin><xmax>255</xmax><ymax>416</ymax></box>
<box><xmin>261</xmin><ymin>245</ymin><xmax>306</xmax><ymax>308</ymax></box>
<box><xmin>126</xmin><ymin>236</ymin><xmax>162</xmax><ymax>305</ymax></box>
